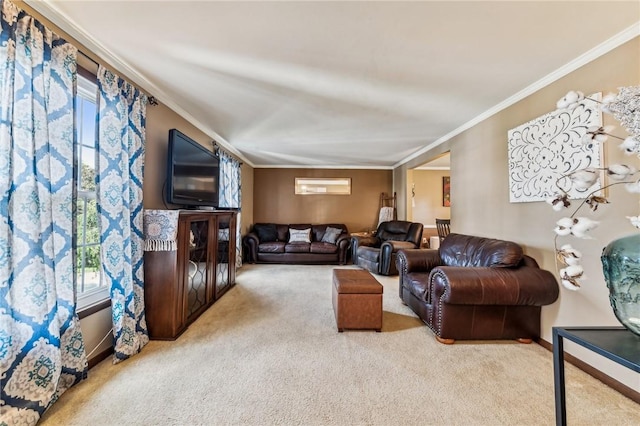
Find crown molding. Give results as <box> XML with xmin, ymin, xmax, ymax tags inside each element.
<box><xmin>252</xmin><ymin>164</ymin><xmax>393</xmax><ymax>170</ymax></box>
<box><xmin>415</xmin><ymin>166</ymin><xmax>450</xmax><ymax>171</ymax></box>
<box><xmin>395</xmin><ymin>22</ymin><xmax>640</xmax><ymax>169</ymax></box>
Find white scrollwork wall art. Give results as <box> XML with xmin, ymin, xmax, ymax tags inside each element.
<box><xmin>508</xmin><ymin>93</ymin><xmax>602</xmax><ymax>203</ymax></box>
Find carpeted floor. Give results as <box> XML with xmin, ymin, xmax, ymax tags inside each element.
<box><xmin>40</xmin><ymin>264</ymin><xmax>639</xmax><ymax>425</ymax></box>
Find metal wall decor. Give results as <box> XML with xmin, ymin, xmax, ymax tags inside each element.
<box><xmin>507</xmin><ymin>93</ymin><xmax>602</xmax><ymax>203</ymax></box>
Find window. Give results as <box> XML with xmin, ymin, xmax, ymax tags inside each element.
<box><xmin>75</xmin><ymin>70</ymin><xmax>106</xmax><ymax>310</ymax></box>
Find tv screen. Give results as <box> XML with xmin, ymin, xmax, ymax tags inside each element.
<box><xmin>166</xmin><ymin>129</ymin><xmax>219</xmax><ymax>208</ymax></box>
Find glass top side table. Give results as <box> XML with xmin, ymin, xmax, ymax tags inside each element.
<box><xmin>552</xmin><ymin>326</ymin><xmax>640</xmax><ymax>426</ymax></box>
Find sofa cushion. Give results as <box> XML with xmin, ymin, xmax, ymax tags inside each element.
<box><xmin>440</xmin><ymin>233</ymin><xmax>523</xmax><ymax>268</ymax></box>
<box><xmin>276</xmin><ymin>225</ymin><xmax>290</xmax><ymax>242</ymax></box>
<box><xmin>311</xmin><ymin>242</ymin><xmax>338</xmax><ymax>254</ymax></box>
<box><xmin>285</xmin><ymin>242</ymin><xmax>310</xmax><ymax>253</ymax></box>
<box><xmin>289</xmin><ymin>228</ymin><xmax>311</xmax><ymax>243</ymax></box>
<box><xmin>258</xmin><ymin>241</ymin><xmax>285</xmax><ymax>253</ymax></box>
<box><xmin>321</xmin><ymin>227</ymin><xmax>343</xmax><ymax>244</ymax></box>
<box><xmin>254</xmin><ymin>223</ymin><xmax>278</xmax><ymax>242</ymax></box>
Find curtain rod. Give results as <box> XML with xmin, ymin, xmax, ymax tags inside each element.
<box><xmin>19</xmin><ymin>1</ymin><xmax>159</xmax><ymax>106</ymax></box>
<box><xmin>78</xmin><ymin>51</ymin><xmax>158</xmax><ymax>106</ymax></box>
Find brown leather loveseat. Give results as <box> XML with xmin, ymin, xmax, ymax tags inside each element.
<box><xmin>396</xmin><ymin>233</ymin><xmax>559</xmax><ymax>344</ymax></box>
<box><xmin>243</xmin><ymin>223</ymin><xmax>350</xmax><ymax>264</ymax></box>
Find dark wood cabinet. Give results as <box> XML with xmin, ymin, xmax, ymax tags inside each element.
<box><xmin>144</xmin><ymin>210</ymin><xmax>237</xmax><ymax>340</ymax></box>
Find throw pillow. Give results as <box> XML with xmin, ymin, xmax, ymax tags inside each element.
<box><xmin>288</xmin><ymin>228</ymin><xmax>311</xmax><ymax>243</ymax></box>
<box><xmin>321</xmin><ymin>227</ymin><xmax>343</xmax><ymax>244</ymax></box>
<box><xmin>253</xmin><ymin>223</ymin><xmax>277</xmax><ymax>242</ymax></box>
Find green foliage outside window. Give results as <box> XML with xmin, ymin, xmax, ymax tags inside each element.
<box><xmin>77</xmin><ymin>162</ymin><xmax>100</xmax><ymax>271</ymax></box>
<box><xmin>81</xmin><ymin>162</ymin><xmax>96</xmax><ymax>192</ymax></box>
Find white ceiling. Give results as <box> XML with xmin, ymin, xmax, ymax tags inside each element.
<box><xmin>26</xmin><ymin>1</ymin><xmax>640</xmax><ymax>169</ymax></box>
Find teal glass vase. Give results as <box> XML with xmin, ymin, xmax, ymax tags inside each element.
<box><xmin>601</xmin><ymin>233</ymin><xmax>640</xmax><ymax>336</ymax></box>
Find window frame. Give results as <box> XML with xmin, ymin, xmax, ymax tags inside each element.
<box><xmin>75</xmin><ymin>65</ymin><xmax>109</xmax><ymax>313</ymax></box>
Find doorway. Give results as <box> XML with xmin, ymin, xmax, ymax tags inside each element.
<box><xmin>406</xmin><ymin>152</ymin><xmax>450</xmax><ymax>248</ymax></box>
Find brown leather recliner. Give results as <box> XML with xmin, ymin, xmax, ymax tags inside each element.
<box><xmin>396</xmin><ymin>233</ymin><xmax>559</xmax><ymax>344</ymax></box>
<box><xmin>351</xmin><ymin>220</ymin><xmax>423</xmax><ymax>276</ymax></box>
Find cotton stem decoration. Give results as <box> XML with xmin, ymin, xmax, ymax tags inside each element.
<box><xmin>549</xmin><ymin>86</ymin><xmax>640</xmax><ymax>291</ymax></box>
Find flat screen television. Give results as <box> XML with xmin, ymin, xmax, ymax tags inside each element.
<box><xmin>166</xmin><ymin>129</ymin><xmax>219</xmax><ymax>208</ymax></box>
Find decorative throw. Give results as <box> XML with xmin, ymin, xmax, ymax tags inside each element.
<box><xmin>144</xmin><ymin>209</ymin><xmax>180</xmax><ymax>251</ymax></box>
<box><xmin>289</xmin><ymin>228</ymin><xmax>311</xmax><ymax>243</ymax></box>
<box><xmin>378</xmin><ymin>206</ymin><xmax>395</xmax><ymax>227</ymax></box>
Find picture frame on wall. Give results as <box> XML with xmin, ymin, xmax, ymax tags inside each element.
<box><xmin>443</xmin><ymin>176</ymin><xmax>450</xmax><ymax>207</ymax></box>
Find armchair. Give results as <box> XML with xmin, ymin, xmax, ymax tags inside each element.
<box><xmin>351</xmin><ymin>220</ymin><xmax>423</xmax><ymax>276</ymax></box>
<box><xmin>396</xmin><ymin>233</ymin><xmax>559</xmax><ymax>343</ymax></box>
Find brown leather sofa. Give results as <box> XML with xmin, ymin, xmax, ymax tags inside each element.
<box><xmin>396</xmin><ymin>233</ymin><xmax>559</xmax><ymax>344</ymax></box>
<box><xmin>243</xmin><ymin>223</ymin><xmax>350</xmax><ymax>264</ymax></box>
<box><xmin>351</xmin><ymin>220</ymin><xmax>423</xmax><ymax>276</ymax></box>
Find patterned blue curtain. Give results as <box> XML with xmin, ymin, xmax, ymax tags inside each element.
<box><xmin>0</xmin><ymin>0</ymin><xmax>87</xmax><ymax>423</ymax></box>
<box><xmin>96</xmin><ymin>65</ymin><xmax>148</xmax><ymax>363</ymax></box>
<box><xmin>218</xmin><ymin>150</ymin><xmax>242</xmax><ymax>267</ymax></box>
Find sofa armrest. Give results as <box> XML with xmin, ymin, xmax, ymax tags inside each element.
<box><xmin>336</xmin><ymin>233</ymin><xmax>351</xmax><ymax>265</ymax></box>
<box><xmin>336</xmin><ymin>233</ymin><xmax>351</xmax><ymax>247</ymax></box>
<box><xmin>243</xmin><ymin>232</ymin><xmax>259</xmax><ymax>263</ymax></box>
<box><xmin>430</xmin><ymin>266</ymin><xmax>559</xmax><ymax>306</ymax></box>
<box><xmin>383</xmin><ymin>240</ymin><xmax>419</xmax><ymax>252</ymax></box>
<box><xmin>379</xmin><ymin>241</ymin><xmax>422</xmax><ymax>275</ymax></box>
<box><xmin>350</xmin><ymin>235</ymin><xmax>380</xmax><ymax>263</ymax></box>
<box><xmin>396</xmin><ymin>249</ymin><xmax>442</xmax><ymax>298</ymax></box>
<box><xmin>352</xmin><ymin>235</ymin><xmax>379</xmax><ymax>247</ymax></box>
<box><xmin>396</xmin><ymin>249</ymin><xmax>442</xmax><ymax>273</ymax></box>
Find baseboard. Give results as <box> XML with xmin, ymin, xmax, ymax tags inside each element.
<box><xmin>537</xmin><ymin>338</ymin><xmax>640</xmax><ymax>404</ymax></box>
<box><xmin>88</xmin><ymin>346</ymin><xmax>113</xmax><ymax>369</ymax></box>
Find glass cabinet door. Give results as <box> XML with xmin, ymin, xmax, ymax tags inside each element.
<box><xmin>186</xmin><ymin>219</ymin><xmax>209</xmax><ymax>319</ymax></box>
<box><xmin>216</xmin><ymin>215</ymin><xmax>235</xmax><ymax>298</ymax></box>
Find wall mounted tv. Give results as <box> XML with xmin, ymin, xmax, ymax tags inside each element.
<box><xmin>166</xmin><ymin>129</ymin><xmax>219</xmax><ymax>208</ymax></box>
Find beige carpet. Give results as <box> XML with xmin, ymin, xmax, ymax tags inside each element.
<box><xmin>40</xmin><ymin>264</ymin><xmax>639</xmax><ymax>425</ymax></box>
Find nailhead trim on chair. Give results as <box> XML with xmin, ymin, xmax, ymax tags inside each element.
<box><xmin>430</xmin><ymin>269</ymin><xmax>447</xmax><ymax>337</ymax></box>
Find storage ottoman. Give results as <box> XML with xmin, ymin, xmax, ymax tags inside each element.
<box><xmin>332</xmin><ymin>269</ymin><xmax>383</xmax><ymax>332</ymax></box>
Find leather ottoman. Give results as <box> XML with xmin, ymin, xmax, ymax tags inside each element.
<box><xmin>332</xmin><ymin>269</ymin><xmax>383</xmax><ymax>332</ymax></box>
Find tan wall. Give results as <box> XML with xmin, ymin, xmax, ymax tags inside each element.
<box><xmin>394</xmin><ymin>37</ymin><xmax>640</xmax><ymax>390</ymax></box>
<box><xmin>253</xmin><ymin>168</ymin><xmax>392</xmax><ymax>232</ymax></box>
<box><xmin>409</xmin><ymin>169</ymin><xmax>451</xmax><ymax>226</ymax></box>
